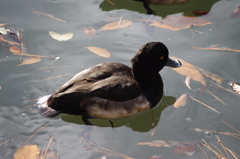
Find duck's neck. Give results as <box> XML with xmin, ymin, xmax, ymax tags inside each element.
<box><xmin>134</xmin><ymin>72</ymin><xmax>164</xmax><ymax>107</ymax></box>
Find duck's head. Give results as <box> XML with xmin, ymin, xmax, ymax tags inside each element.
<box><xmin>131</xmin><ymin>42</ymin><xmax>181</xmax><ymax>80</ymax></box>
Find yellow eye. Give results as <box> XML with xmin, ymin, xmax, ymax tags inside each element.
<box><xmin>160</xmin><ymin>56</ymin><xmax>164</xmax><ymax>60</ymax></box>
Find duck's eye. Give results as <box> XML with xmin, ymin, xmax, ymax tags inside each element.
<box><xmin>160</xmin><ymin>56</ymin><xmax>164</xmax><ymax>60</ymax></box>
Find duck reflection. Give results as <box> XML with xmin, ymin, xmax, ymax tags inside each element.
<box><xmin>61</xmin><ymin>95</ymin><xmax>175</xmax><ymax>132</ymax></box>
<box><xmin>99</xmin><ymin>0</ymin><xmax>219</xmax><ymax>17</ymax></box>
<box><xmin>62</xmin><ymin>95</ymin><xmax>175</xmax><ymax>144</ymax></box>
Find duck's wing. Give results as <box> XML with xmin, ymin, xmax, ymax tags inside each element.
<box><xmin>49</xmin><ymin>63</ymin><xmax>142</xmax><ymax>105</ymax></box>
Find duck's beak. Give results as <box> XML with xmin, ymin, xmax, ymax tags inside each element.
<box><xmin>165</xmin><ymin>57</ymin><xmax>182</xmax><ymax>68</ymax></box>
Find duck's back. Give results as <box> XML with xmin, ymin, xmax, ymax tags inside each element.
<box><xmin>44</xmin><ymin>62</ymin><xmax>145</xmax><ymax>117</ymax></box>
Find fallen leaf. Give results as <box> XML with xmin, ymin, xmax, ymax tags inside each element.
<box><xmin>171</xmin><ymin>57</ymin><xmax>206</xmax><ymax>86</ymax></box>
<box><xmin>190</xmin><ymin>97</ymin><xmax>220</xmax><ymax>114</ymax></box>
<box><xmin>150</xmin><ymin>14</ymin><xmax>212</xmax><ymax>31</ymax></box>
<box><xmin>204</xmin><ymin>89</ymin><xmax>227</xmax><ymax>106</ymax></box>
<box><xmin>81</xmin><ymin>27</ymin><xmax>98</xmax><ymax>36</ymax></box>
<box><xmin>138</xmin><ymin>140</ymin><xmax>179</xmax><ymax>147</ymax></box>
<box><xmin>231</xmin><ymin>6</ymin><xmax>240</xmax><ymax>18</ymax></box>
<box><xmin>99</xmin><ymin>20</ymin><xmax>132</xmax><ymax>31</ymax></box>
<box><xmin>33</xmin><ymin>10</ymin><xmax>68</xmax><ymax>23</ymax></box>
<box><xmin>0</xmin><ymin>27</ymin><xmax>7</xmax><ymax>34</ymax></box>
<box><xmin>0</xmin><ymin>23</ymin><xmax>8</xmax><ymax>27</ymax></box>
<box><xmin>49</xmin><ymin>31</ymin><xmax>73</xmax><ymax>41</ymax></box>
<box><xmin>174</xmin><ymin>94</ymin><xmax>189</xmax><ymax>108</ymax></box>
<box><xmin>192</xmin><ymin>46</ymin><xmax>240</xmax><ymax>53</ymax></box>
<box><xmin>10</xmin><ymin>46</ymin><xmax>22</xmax><ymax>54</ymax></box>
<box><xmin>185</xmin><ymin>76</ymin><xmax>192</xmax><ymax>90</ymax></box>
<box><xmin>14</xmin><ymin>145</ymin><xmax>39</xmax><ymax>159</ymax></box>
<box><xmin>173</xmin><ymin>144</ymin><xmax>195</xmax><ymax>156</ymax></box>
<box><xmin>18</xmin><ymin>56</ymin><xmax>41</xmax><ymax>66</ymax></box>
<box><xmin>85</xmin><ymin>47</ymin><xmax>110</xmax><ymax>58</ymax></box>
<box><xmin>230</xmin><ymin>82</ymin><xmax>240</xmax><ymax>95</ymax></box>
<box><xmin>194</xmin><ymin>66</ymin><xmax>224</xmax><ymax>84</ymax></box>
<box><xmin>0</xmin><ymin>34</ymin><xmax>24</xmax><ymax>46</ymax></box>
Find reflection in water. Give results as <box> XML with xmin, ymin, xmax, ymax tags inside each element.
<box><xmin>99</xmin><ymin>0</ymin><xmax>220</xmax><ymax>17</ymax></box>
<box><xmin>62</xmin><ymin>95</ymin><xmax>175</xmax><ymax>144</ymax></box>
<box><xmin>99</xmin><ymin>0</ymin><xmax>219</xmax><ymax>35</ymax></box>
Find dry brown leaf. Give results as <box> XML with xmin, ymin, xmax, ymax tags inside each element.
<box><xmin>0</xmin><ymin>23</ymin><xmax>8</xmax><ymax>27</ymax></box>
<box><xmin>33</xmin><ymin>10</ymin><xmax>68</xmax><ymax>23</ymax></box>
<box><xmin>99</xmin><ymin>20</ymin><xmax>132</xmax><ymax>31</ymax></box>
<box><xmin>81</xmin><ymin>27</ymin><xmax>98</xmax><ymax>36</ymax></box>
<box><xmin>14</xmin><ymin>145</ymin><xmax>39</xmax><ymax>159</ymax></box>
<box><xmin>193</xmin><ymin>66</ymin><xmax>224</xmax><ymax>84</ymax></box>
<box><xmin>171</xmin><ymin>57</ymin><xmax>206</xmax><ymax>86</ymax></box>
<box><xmin>10</xmin><ymin>46</ymin><xmax>22</xmax><ymax>54</ymax></box>
<box><xmin>190</xmin><ymin>97</ymin><xmax>220</xmax><ymax>114</ymax></box>
<box><xmin>0</xmin><ymin>34</ymin><xmax>24</xmax><ymax>46</ymax></box>
<box><xmin>150</xmin><ymin>14</ymin><xmax>212</xmax><ymax>31</ymax></box>
<box><xmin>138</xmin><ymin>140</ymin><xmax>179</xmax><ymax>147</ymax></box>
<box><xmin>85</xmin><ymin>47</ymin><xmax>110</xmax><ymax>58</ymax></box>
<box><xmin>230</xmin><ymin>82</ymin><xmax>240</xmax><ymax>95</ymax></box>
<box><xmin>173</xmin><ymin>144</ymin><xmax>195</xmax><ymax>156</ymax></box>
<box><xmin>231</xmin><ymin>6</ymin><xmax>240</xmax><ymax>18</ymax></box>
<box><xmin>204</xmin><ymin>89</ymin><xmax>227</xmax><ymax>106</ymax></box>
<box><xmin>192</xmin><ymin>46</ymin><xmax>240</xmax><ymax>53</ymax></box>
<box><xmin>18</xmin><ymin>56</ymin><xmax>41</xmax><ymax>66</ymax></box>
<box><xmin>185</xmin><ymin>76</ymin><xmax>192</xmax><ymax>90</ymax></box>
<box><xmin>174</xmin><ymin>94</ymin><xmax>189</xmax><ymax>108</ymax></box>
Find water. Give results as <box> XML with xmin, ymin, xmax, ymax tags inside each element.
<box><xmin>0</xmin><ymin>0</ymin><xmax>240</xmax><ymax>158</ymax></box>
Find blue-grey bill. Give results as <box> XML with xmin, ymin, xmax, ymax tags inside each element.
<box><xmin>165</xmin><ymin>58</ymin><xmax>182</xmax><ymax>68</ymax></box>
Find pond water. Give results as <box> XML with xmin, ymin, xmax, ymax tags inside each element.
<box><xmin>0</xmin><ymin>0</ymin><xmax>240</xmax><ymax>158</ymax></box>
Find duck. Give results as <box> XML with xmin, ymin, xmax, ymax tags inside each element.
<box><xmin>37</xmin><ymin>42</ymin><xmax>181</xmax><ymax>125</ymax></box>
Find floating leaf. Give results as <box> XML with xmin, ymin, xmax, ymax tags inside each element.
<box><xmin>49</xmin><ymin>31</ymin><xmax>73</xmax><ymax>41</ymax></box>
<box><xmin>174</xmin><ymin>94</ymin><xmax>189</xmax><ymax>108</ymax></box>
<box><xmin>33</xmin><ymin>10</ymin><xmax>68</xmax><ymax>23</ymax></box>
<box><xmin>18</xmin><ymin>56</ymin><xmax>41</xmax><ymax>66</ymax></box>
<box><xmin>194</xmin><ymin>65</ymin><xmax>224</xmax><ymax>84</ymax></box>
<box><xmin>99</xmin><ymin>20</ymin><xmax>132</xmax><ymax>31</ymax></box>
<box><xmin>171</xmin><ymin>57</ymin><xmax>206</xmax><ymax>86</ymax></box>
<box><xmin>190</xmin><ymin>97</ymin><xmax>220</xmax><ymax>114</ymax></box>
<box><xmin>0</xmin><ymin>27</ymin><xmax>7</xmax><ymax>34</ymax></box>
<box><xmin>150</xmin><ymin>14</ymin><xmax>212</xmax><ymax>31</ymax></box>
<box><xmin>10</xmin><ymin>46</ymin><xmax>22</xmax><ymax>54</ymax></box>
<box><xmin>174</xmin><ymin>144</ymin><xmax>195</xmax><ymax>156</ymax></box>
<box><xmin>138</xmin><ymin>140</ymin><xmax>179</xmax><ymax>147</ymax></box>
<box><xmin>0</xmin><ymin>34</ymin><xmax>23</xmax><ymax>46</ymax></box>
<box><xmin>192</xmin><ymin>46</ymin><xmax>240</xmax><ymax>53</ymax></box>
<box><xmin>85</xmin><ymin>47</ymin><xmax>110</xmax><ymax>58</ymax></box>
<box><xmin>14</xmin><ymin>145</ymin><xmax>39</xmax><ymax>159</ymax></box>
<box><xmin>204</xmin><ymin>89</ymin><xmax>227</xmax><ymax>106</ymax></box>
<box><xmin>81</xmin><ymin>27</ymin><xmax>98</xmax><ymax>36</ymax></box>
<box><xmin>0</xmin><ymin>23</ymin><xmax>8</xmax><ymax>27</ymax></box>
<box><xmin>230</xmin><ymin>82</ymin><xmax>240</xmax><ymax>95</ymax></box>
<box><xmin>185</xmin><ymin>76</ymin><xmax>192</xmax><ymax>90</ymax></box>
<box><xmin>231</xmin><ymin>6</ymin><xmax>240</xmax><ymax>18</ymax></box>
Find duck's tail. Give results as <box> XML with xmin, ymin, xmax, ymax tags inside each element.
<box><xmin>37</xmin><ymin>95</ymin><xmax>61</xmax><ymax>117</ymax></box>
